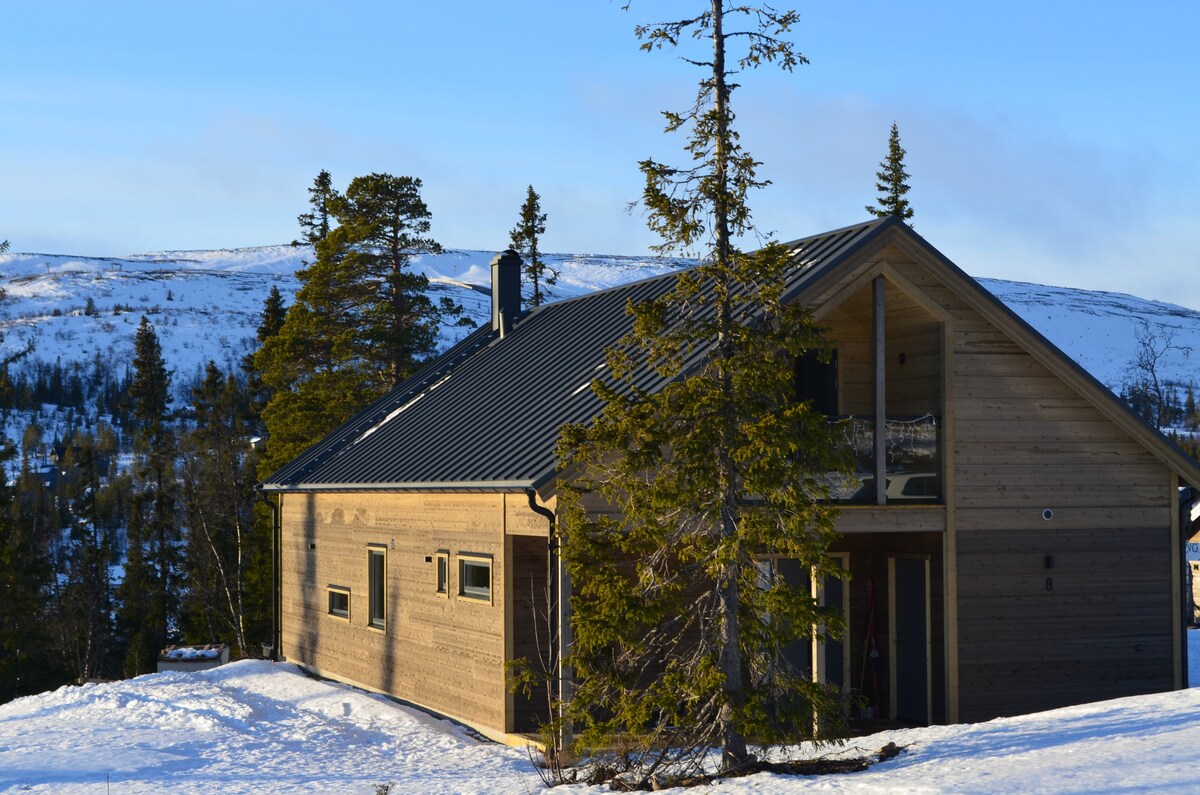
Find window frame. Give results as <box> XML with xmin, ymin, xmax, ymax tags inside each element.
<box><xmin>435</xmin><ymin>550</ymin><xmax>450</xmax><ymax>597</ymax></box>
<box><xmin>458</xmin><ymin>553</ymin><xmax>493</xmax><ymax>604</ymax></box>
<box><xmin>327</xmin><ymin>585</ymin><xmax>351</xmax><ymax>620</ymax></box>
<box><xmin>367</xmin><ymin>545</ymin><xmax>387</xmax><ymax>630</ymax></box>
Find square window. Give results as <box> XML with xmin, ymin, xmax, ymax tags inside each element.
<box><xmin>327</xmin><ymin>587</ymin><xmax>350</xmax><ymax>619</ymax></box>
<box><xmin>435</xmin><ymin>551</ymin><xmax>449</xmax><ymax>596</ymax></box>
<box><xmin>459</xmin><ymin>555</ymin><xmax>492</xmax><ymax>602</ymax></box>
<box><xmin>368</xmin><ymin>547</ymin><xmax>386</xmax><ymax>629</ymax></box>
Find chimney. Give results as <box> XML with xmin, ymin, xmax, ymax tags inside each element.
<box><xmin>490</xmin><ymin>249</ymin><xmax>522</xmax><ymax>337</ymax></box>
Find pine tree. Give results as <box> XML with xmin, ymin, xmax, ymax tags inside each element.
<box><xmin>865</xmin><ymin>122</ymin><xmax>914</xmax><ymax>221</ymax></box>
<box><xmin>552</xmin><ymin>3</ymin><xmax>851</xmax><ymax>782</ymax></box>
<box><xmin>326</xmin><ymin>173</ymin><xmax>469</xmax><ymax>387</ymax></box>
<box><xmin>255</xmin><ymin>172</ymin><xmax>469</xmax><ymax>475</ymax></box>
<box><xmin>294</xmin><ymin>170</ymin><xmax>336</xmax><ymax>247</ymax></box>
<box><xmin>509</xmin><ymin>185</ymin><xmax>556</xmax><ymax>307</ymax></box>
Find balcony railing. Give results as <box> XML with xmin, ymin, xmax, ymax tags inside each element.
<box><xmin>827</xmin><ymin>414</ymin><xmax>941</xmax><ymax>504</ymax></box>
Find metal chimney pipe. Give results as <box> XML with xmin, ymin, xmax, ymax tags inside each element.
<box><xmin>490</xmin><ymin>249</ymin><xmax>522</xmax><ymax>337</ymax></box>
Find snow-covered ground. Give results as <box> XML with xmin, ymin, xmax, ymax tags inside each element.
<box><xmin>3</xmin><ymin>633</ymin><xmax>1200</xmax><ymax>794</ymax></box>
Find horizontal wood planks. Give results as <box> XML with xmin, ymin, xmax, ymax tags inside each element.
<box><xmin>818</xmin><ymin>250</ymin><xmax>1181</xmax><ymax>723</ymax></box>
<box><xmin>906</xmin><ymin>246</ymin><xmax>1180</xmax><ymax>719</ymax></box>
<box><xmin>279</xmin><ymin>491</ymin><xmax>549</xmax><ymax>737</ymax></box>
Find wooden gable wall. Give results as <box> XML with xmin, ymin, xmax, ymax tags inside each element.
<box><xmin>863</xmin><ymin>242</ymin><xmax>1177</xmax><ymax>722</ymax></box>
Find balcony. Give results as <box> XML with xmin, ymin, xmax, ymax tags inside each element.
<box><xmin>828</xmin><ymin>414</ymin><xmax>942</xmax><ymax>505</ymax></box>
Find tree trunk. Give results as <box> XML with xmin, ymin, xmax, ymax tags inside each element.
<box><xmin>710</xmin><ymin>1</ymin><xmax>750</xmax><ymax>770</ymax></box>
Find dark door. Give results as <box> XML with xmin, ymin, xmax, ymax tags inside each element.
<box><xmin>892</xmin><ymin>556</ymin><xmax>929</xmax><ymax>723</ymax></box>
<box><xmin>776</xmin><ymin>558</ymin><xmax>812</xmax><ymax>675</ymax></box>
<box><xmin>822</xmin><ymin>570</ymin><xmax>845</xmax><ymax>689</ymax></box>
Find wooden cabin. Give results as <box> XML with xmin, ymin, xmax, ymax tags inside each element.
<box><xmin>260</xmin><ymin>218</ymin><xmax>1200</xmax><ymax>742</ymax></box>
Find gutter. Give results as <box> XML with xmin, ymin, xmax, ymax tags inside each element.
<box><xmin>260</xmin><ymin>480</ymin><xmax>538</xmax><ymax>494</ymax></box>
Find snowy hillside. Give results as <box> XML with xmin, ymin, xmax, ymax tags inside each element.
<box><xmin>3</xmin><ymin>633</ymin><xmax>1200</xmax><ymax>793</ymax></box>
<box><xmin>0</xmin><ymin>244</ymin><xmax>1196</xmax><ymax>399</ymax></box>
<box><xmin>0</xmin><ymin>245</ymin><xmax>692</xmax><ymax>397</ymax></box>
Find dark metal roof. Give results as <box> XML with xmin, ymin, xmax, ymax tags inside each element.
<box><xmin>258</xmin><ymin>218</ymin><xmax>904</xmax><ymax>492</ymax></box>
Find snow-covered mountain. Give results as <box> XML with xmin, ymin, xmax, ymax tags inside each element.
<box><xmin>0</xmin><ymin>244</ymin><xmax>1195</xmax><ymax>401</ymax></box>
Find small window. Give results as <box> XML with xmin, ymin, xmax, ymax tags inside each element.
<box><xmin>459</xmin><ymin>554</ymin><xmax>492</xmax><ymax>602</ymax></box>
<box><xmin>368</xmin><ymin>546</ymin><xmax>387</xmax><ymax>629</ymax></box>
<box><xmin>327</xmin><ymin>587</ymin><xmax>350</xmax><ymax>619</ymax></box>
<box><xmin>435</xmin><ymin>550</ymin><xmax>449</xmax><ymax>597</ymax></box>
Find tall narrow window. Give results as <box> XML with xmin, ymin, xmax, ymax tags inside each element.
<box><xmin>368</xmin><ymin>546</ymin><xmax>386</xmax><ymax>629</ymax></box>
<box><xmin>435</xmin><ymin>550</ymin><xmax>449</xmax><ymax>596</ymax></box>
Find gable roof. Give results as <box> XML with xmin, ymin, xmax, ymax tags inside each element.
<box><xmin>260</xmin><ymin>217</ymin><xmax>1200</xmax><ymax>495</ymax></box>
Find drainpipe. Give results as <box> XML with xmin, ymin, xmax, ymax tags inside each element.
<box><xmin>257</xmin><ymin>488</ymin><xmax>281</xmax><ymax>662</ymax></box>
<box><xmin>1180</xmin><ymin>487</ymin><xmax>1198</xmax><ymax>684</ymax></box>
<box><xmin>526</xmin><ymin>488</ymin><xmax>568</xmax><ymax>751</ymax></box>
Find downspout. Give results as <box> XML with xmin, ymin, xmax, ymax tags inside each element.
<box><xmin>526</xmin><ymin>488</ymin><xmax>567</xmax><ymax>750</ymax></box>
<box><xmin>256</xmin><ymin>487</ymin><xmax>281</xmax><ymax>663</ymax></box>
<box><xmin>1179</xmin><ymin>487</ymin><xmax>1198</xmax><ymax>685</ymax></box>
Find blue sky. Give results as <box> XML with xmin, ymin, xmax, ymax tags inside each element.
<box><xmin>3</xmin><ymin>1</ymin><xmax>1199</xmax><ymax>307</ymax></box>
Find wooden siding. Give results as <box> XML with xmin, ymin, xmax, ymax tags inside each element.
<box><xmin>279</xmin><ymin>491</ymin><xmax>549</xmax><ymax>738</ymax></box>
<box><xmin>810</xmin><ymin>249</ymin><xmax>1180</xmax><ymax>723</ymax></box>
<box><xmin>821</xmin><ymin>279</ymin><xmax>941</xmax><ymax>419</ymax></box>
<box><xmin>890</xmin><ymin>253</ymin><xmax>1177</xmax><ymax>721</ymax></box>
<box><xmin>508</xmin><ymin>534</ymin><xmax>551</xmax><ymax>732</ymax></box>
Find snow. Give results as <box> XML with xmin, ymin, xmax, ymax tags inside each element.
<box><xmin>0</xmin><ymin>660</ymin><xmax>539</xmax><ymax>795</ymax></box>
<box><xmin>1</xmin><ymin>245</ymin><xmax>1197</xmax><ymax>411</ymax></box>
<box><xmin>3</xmin><ymin>244</ymin><xmax>1200</xmax><ymax>790</ymax></box>
<box><xmin>162</xmin><ymin>646</ymin><xmax>222</xmax><ymax>660</ymax></box>
<box><xmin>4</xmin><ymin>634</ymin><xmax>1200</xmax><ymax>794</ymax></box>
<box><xmin>0</xmin><ymin>245</ymin><xmax>691</xmax><ymax>403</ymax></box>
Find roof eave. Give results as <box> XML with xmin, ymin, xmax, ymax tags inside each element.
<box><xmin>259</xmin><ymin>479</ymin><xmax>539</xmax><ymax>494</ymax></box>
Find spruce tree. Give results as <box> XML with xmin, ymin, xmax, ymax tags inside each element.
<box><xmin>0</xmin><ymin>440</ymin><xmax>67</xmax><ymax>700</ymax></box>
<box><xmin>54</xmin><ymin>430</ymin><xmax>120</xmax><ymax>684</ymax></box>
<box><xmin>258</xmin><ymin>285</ymin><xmax>288</xmax><ymax>341</ymax></box>
<box><xmin>865</xmin><ymin>122</ymin><xmax>914</xmax><ymax>221</ymax></box>
<box><xmin>509</xmin><ymin>185</ymin><xmax>557</xmax><ymax>307</ymax></box>
<box><xmin>243</xmin><ymin>285</ymin><xmax>287</xmax><ymax>432</ymax></box>
<box><xmin>553</xmin><ymin>2</ymin><xmax>851</xmax><ymax>782</ymax></box>
<box><xmin>294</xmin><ymin>169</ymin><xmax>336</xmax><ymax>247</ymax></box>
<box><xmin>117</xmin><ymin>317</ymin><xmax>180</xmax><ymax>675</ymax></box>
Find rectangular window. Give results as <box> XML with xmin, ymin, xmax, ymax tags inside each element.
<box><xmin>459</xmin><ymin>554</ymin><xmax>492</xmax><ymax>602</ymax></box>
<box><xmin>327</xmin><ymin>587</ymin><xmax>350</xmax><ymax>619</ymax></box>
<box><xmin>368</xmin><ymin>546</ymin><xmax>387</xmax><ymax>629</ymax></box>
<box><xmin>435</xmin><ymin>550</ymin><xmax>449</xmax><ymax>596</ymax></box>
